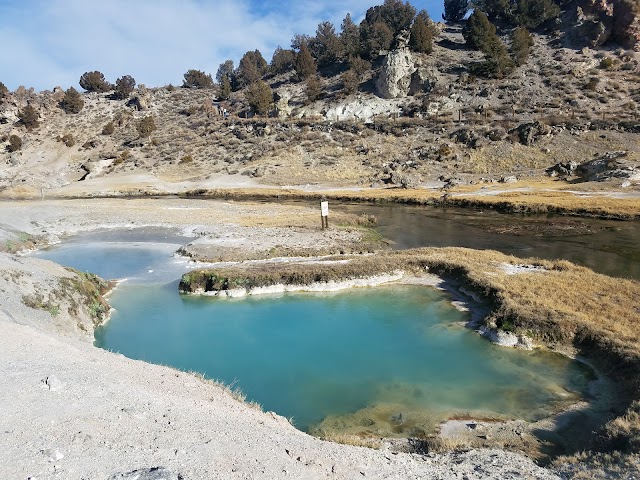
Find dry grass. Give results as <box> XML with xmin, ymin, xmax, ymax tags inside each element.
<box><xmin>181</xmin><ymin>246</ymin><xmax>640</xmax><ymax>457</ymax></box>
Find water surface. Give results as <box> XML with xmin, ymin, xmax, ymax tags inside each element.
<box><xmin>35</xmin><ymin>232</ymin><xmax>593</xmax><ymax>435</ymax></box>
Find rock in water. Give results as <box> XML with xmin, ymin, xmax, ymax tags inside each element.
<box><xmin>108</xmin><ymin>467</ymin><xmax>181</xmax><ymax>480</ymax></box>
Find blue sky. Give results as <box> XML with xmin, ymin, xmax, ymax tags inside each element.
<box><xmin>0</xmin><ymin>0</ymin><xmax>444</xmax><ymax>91</ymax></box>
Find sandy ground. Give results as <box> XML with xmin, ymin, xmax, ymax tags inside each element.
<box><xmin>0</xmin><ymin>199</ymin><xmax>565</xmax><ymax>479</ymax></box>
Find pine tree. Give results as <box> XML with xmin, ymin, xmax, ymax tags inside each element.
<box><xmin>463</xmin><ymin>10</ymin><xmax>497</xmax><ymax>51</ymax></box>
<box><xmin>409</xmin><ymin>11</ymin><xmax>434</xmax><ymax>53</ymax></box>
<box><xmin>270</xmin><ymin>46</ymin><xmax>296</xmax><ymax>75</ymax></box>
<box><xmin>340</xmin><ymin>70</ymin><xmax>359</xmax><ymax>96</ymax></box>
<box><xmin>510</xmin><ymin>26</ymin><xmax>534</xmax><ymax>66</ymax></box>
<box><xmin>340</xmin><ymin>13</ymin><xmax>360</xmax><ymax>59</ymax></box>
<box><xmin>295</xmin><ymin>42</ymin><xmax>317</xmax><ymax>80</ymax></box>
<box><xmin>18</xmin><ymin>104</ymin><xmax>39</xmax><ymax>129</ymax></box>
<box><xmin>245</xmin><ymin>80</ymin><xmax>273</xmax><ymax>116</ymax></box>
<box><xmin>60</xmin><ymin>87</ymin><xmax>84</xmax><ymax>114</ymax></box>
<box><xmin>0</xmin><ymin>82</ymin><xmax>8</xmax><ymax>100</ymax></box>
<box><xmin>182</xmin><ymin>69</ymin><xmax>214</xmax><ymax>89</ymax></box>
<box><xmin>314</xmin><ymin>21</ymin><xmax>342</xmax><ymax>67</ymax></box>
<box><xmin>237</xmin><ymin>50</ymin><xmax>268</xmax><ymax>87</ymax></box>
<box><xmin>79</xmin><ymin>71</ymin><xmax>112</xmax><ymax>93</ymax></box>
<box><xmin>305</xmin><ymin>75</ymin><xmax>321</xmax><ymax>104</ymax></box>
<box><xmin>219</xmin><ymin>75</ymin><xmax>232</xmax><ymax>100</ymax></box>
<box><xmin>443</xmin><ymin>0</ymin><xmax>469</xmax><ymax>22</ymax></box>
<box><xmin>114</xmin><ymin>75</ymin><xmax>136</xmax><ymax>100</ymax></box>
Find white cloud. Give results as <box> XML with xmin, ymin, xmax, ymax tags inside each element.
<box><xmin>0</xmin><ymin>0</ymin><xmax>441</xmax><ymax>91</ymax></box>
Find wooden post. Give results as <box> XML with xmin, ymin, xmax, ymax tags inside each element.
<box><xmin>320</xmin><ymin>199</ymin><xmax>329</xmax><ymax>230</ymax></box>
<box><xmin>458</xmin><ymin>109</ymin><xmax>462</xmax><ymax>123</ymax></box>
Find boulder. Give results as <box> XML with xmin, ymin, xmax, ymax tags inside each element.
<box><xmin>376</xmin><ymin>49</ymin><xmax>417</xmax><ymax>99</ymax></box>
<box><xmin>510</xmin><ymin>121</ymin><xmax>551</xmax><ymax>146</ymax></box>
<box><xmin>546</xmin><ymin>161</ymin><xmax>578</xmax><ymax>177</ymax></box>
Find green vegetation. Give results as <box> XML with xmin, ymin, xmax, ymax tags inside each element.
<box><xmin>245</xmin><ymin>80</ymin><xmax>273</xmax><ymax>115</ymax></box>
<box><xmin>114</xmin><ymin>75</ymin><xmax>136</xmax><ymax>99</ymax></box>
<box><xmin>182</xmin><ymin>69</ymin><xmax>214</xmax><ymax>89</ymax></box>
<box><xmin>79</xmin><ymin>70</ymin><xmax>112</xmax><ymax>93</ymax></box>
<box><xmin>7</xmin><ymin>134</ymin><xmax>22</xmax><ymax>152</ymax></box>
<box><xmin>409</xmin><ymin>11</ymin><xmax>435</xmax><ymax>54</ymax></box>
<box><xmin>18</xmin><ymin>104</ymin><xmax>39</xmax><ymax>129</ymax></box>
<box><xmin>443</xmin><ymin>0</ymin><xmax>469</xmax><ymax>22</ymax></box>
<box><xmin>270</xmin><ymin>46</ymin><xmax>296</xmax><ymax>75</ymax></box>
<box><xmin>237</xmin><ymin>50</ymin><xmax>268</xmax><ymax>87</ymax></box>
<box><xmin>510</xmin><ymin>26</ymin><xmax>534</xmax><ymax>66</ymax></box>
<box><xmin>136</xmin><ymin>115</ymin><xmax>157</xmax><ymax>138</ymax></box>
<box><xmin>102</xmin><ymin>121</ymin><xmax>115</xmax><ymax>135</ymax></box>
<box><xmin>304</xmin><ymin>75</ymin><xmax>322</xmax><ymax>104</ymax></box>
<box><xmin>295</xmin><ymin>42</ymin><xmax>317</xmax><ymax>80</ymax></box>
<box><xmin>60</xmin><ymin>86</ymin><xmax>84</xmax><ymax>114</ymax></box>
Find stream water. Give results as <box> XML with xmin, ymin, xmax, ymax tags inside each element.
<box><xmin>33</xmin><ymin>220</ymin><xmax>598</xmax><ymax>436</ymax></box>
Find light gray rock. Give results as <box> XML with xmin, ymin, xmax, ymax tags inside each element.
<box><xmin>376</xmin><ymin>49</ymin><xmax>417</xmax><ymax>99</ymax></box>
<box><xmin>44</xmin><ymin>374</ymin><xmax>65</xmax><ymax>392</ymax></box>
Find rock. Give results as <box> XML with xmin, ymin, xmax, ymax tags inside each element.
<box><xmin>376</xmin><ymin>49</ymin><xmax>418</xmax><ymax>99</ymax></box>
<box><xmin>43</xmin><ymin>375</ymin><xmax>65</xmax><ymax>391</ymax></box>
<box><xmin>500</xmin><ymin>176</ymin><xmax>518</xmax><ymax>184</ymax></box>
<box><xmin>274</xmin><ymin>91</ymin><xmax>292</xmax><ymax>117</ymax></box>
<box><xmin>128</xmin><ymin>85</ymin><xmax>151</xmax><ymax>111</ymax></box>
<box><xmin>546</xmin><ymin>161</ymin><xmax>578</xmax><ymax>178</ymax></box>
<box><xmin>42</xmin><ymin>448</ymin><xmax>64</xmax><ymax>461</ymax></box>
<box><xmin>613</xmin><ymin>0</ymin><xmax>640</xmax><ymax>49</ymax></box>
<box><xmin>510</xmin><ymin>121</ymin><xmax>551</xmax><ymax>146</ymax></box>
<box><xmin>576</xmin><ymin>152</ymin><xmax>639</xmax><ymax>182</ymax></box>
<box><xmin>108</xmin><ymin>467</ymin><xmax>180</xmax><ymax>480</ymax></box>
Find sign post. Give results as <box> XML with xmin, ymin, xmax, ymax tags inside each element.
<box><xmin>320</xmin><ymin>199</ymin><xmax>329</xmax><ymax>230</ymax></box>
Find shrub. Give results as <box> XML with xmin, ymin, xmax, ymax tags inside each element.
<box><xmin>114</xmin><ymin>75</ymin><xmax>136</xmax><ymax>99</ymax></box>
<box><xmin>18</xmin><ymin>104</ymin><xmax>39</xmax><ymax>129</ymax></box>
<box><xmin>60</xmin><ymin>87</ymin><xmax>84</xmax><ymax>113</ymax></box>
<box><xmin>341</xmin><ymin>70</ymin><xmax>359</xmax><ymax>96</ymax></box>
<box><xmin>7</xmin><ymin>134</ymin><xmax>22</xmax><ymax>152</ymax></box>
<box><xmin>245</xmin><ymin>80</ymin><xmax>273</xmax><ymax>116</ymax></box>
<box><xmin>182</xmin><ymin>69</ymin><xmax>214</xmax><ymax>89</ymax></box>
<box><xmin>599</xmin><ymin>57</ymin><xmax>617</xmax><ymax>70</ymax></box>
<box><xmin>79</xmin><ymin>71</ymin><xmax>112</xmax><ymax>92</ymax></box>
<box><xmin>59</xmin><ymin>133</ymin><xmax>75</xmax><ymax>147</ymax></box>
<box><xmin>102</xmin><ymin>121</ymin><xmax>115</xmax><ymax>135</ymax></box>
<box><xmin>136</xmin><ymin>116</ymin><xmax>156</xmax><ymax>138</ymax></box>
<box><xmin>349</xmin><ymin>56</ymin><xmax>371</xmax><ymax>78</ymax></box>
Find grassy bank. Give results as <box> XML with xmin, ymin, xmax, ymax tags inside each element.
<box><xmin>179</xmin><ymin>247</ymin><xmax>640</xmax><ymax>459</ymax></box>
<box><xmin>182</xmin><ymin>185</ymin><xmax>640</xmax><ymax>220</ymax></box>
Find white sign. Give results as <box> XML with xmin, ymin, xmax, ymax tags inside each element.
<box><xmin>320</xmin><ymin>201</ymin><xmax>329</xmax><ymax>217</ymax></box>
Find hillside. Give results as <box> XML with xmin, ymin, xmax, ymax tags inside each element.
<box><xmin>0</xmin><ymin>3</ymin><xmax>639</xmax><ymax>200</ymax></box>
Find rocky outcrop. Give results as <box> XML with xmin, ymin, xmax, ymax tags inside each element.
<box><xmin>510</xmin><ymin>121</ymin><xmax>552</xmax><ymax>146</ymax></box>
<box><xmin>571</xmin><ymin>0</ymin><xmax>639</xmax><ymax>49</ymax></box>
<box><xmin>376</xmin><ymin>49</ymin><xmax>417</xmax><ymax>99</ymax></box>
<box><xmin>576</xmin><ymin>151</ymin><xmax>640</xmax><ymax>182</ymax></box>
<box><xmin>376</xmin><ymin>49</ymin><xmax>438</xmax><ymax>99</ymax></box>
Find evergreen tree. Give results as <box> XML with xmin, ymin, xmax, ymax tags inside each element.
<box><xmin>305</xmin><ymin>75</ymin><xmax>322</xmax><ymax>104</ymax></box>
<box><xmin>340</xmin><ymin>13</ymin><xmax>361</xmax><ymax>59</ymax></box>
<box><xmin>270</xmin><ymin>46</ymin><xmax>296</xmax><ymax>75</ymax></box>
<box><xmin>18</xmin><ymin>104</ymin><xmax>39</xmax><ymax>129</ymax></box>
<box><xmin>295</xmin><ymin>42</ymin><xmax>317</xmax><ymax>80</ymax></box>
<box><xmin>182</xmin><ymin>69</ymin><xmax>214</xmax><ymax>89</ymax></box>
<box><xmin>114</xmin><ymin>75</ymin><xmax>136</xmax><ymax>100</ymax></box>
<box><xmin>510</xmin><ymin>26</ymin><xmax>534</xmax><ymax>65</ymax></box>
<box><xmin>409</xmin><ymin>11</ymin><xmax>434</xmax><ymax>53</ymax></box>
<box><xmin>473</xmin><ymin>0</ymin><xmax>513</xmax><ymax>24</ymax></box>
<box><xmin>60</xmin><ymin>87</ymin><xmax>84</xmax><ymax>114</ymax></box>
<box><xmin>216</xmin><ymin>60</ymin><xmax>235</xmax><ymax>83</ymax></box>
<box><xmin>340</xmin><ymin>69</ymin><xmax>359</xmax><ymax>96</ymax></box>
<box><xmin>361</xmin><ymin>21</ymin><xmax>394</xmax><ymax>58</ymax></box>
<box><xmin>237</xmin><ymin>50</ymin><xmax>268</xmax><ymax>87</ymax></box>
<box><xmin>79</xmin><ymin>71</ymin><xmax>112</xmax><ymax>93</ymax></box>
<box><xmin>463</xmin><ymin>10</ymin><xmax>497</xmax><ymax>51</ymax></box>
<box><xmin>443</xmin><ymin>0</ymin><xmax>469</xmax><ymax>22</ymax></box>
<box><xmin>245</xmin><ymin>80</ymin><xmax>273</xmax><ymax>115</ymax></box>
<box><xmin>515</xmin><ymin>0</ymin><xmax>561</xmax><ymax>28</ymax></box>
<box><xmin>314</xmin><ymin>21</ymin><xmax>342</xmax><ymax>67</ymax></box>
<box><xmin>0</xmin><ymin>82</ymin><xmax>8</xmax><ymax>100</ymax></box>
<box><xmin>219</xmin><ymin>75</ymin><xmax>232</xmax><ymax>100</ymax></box>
